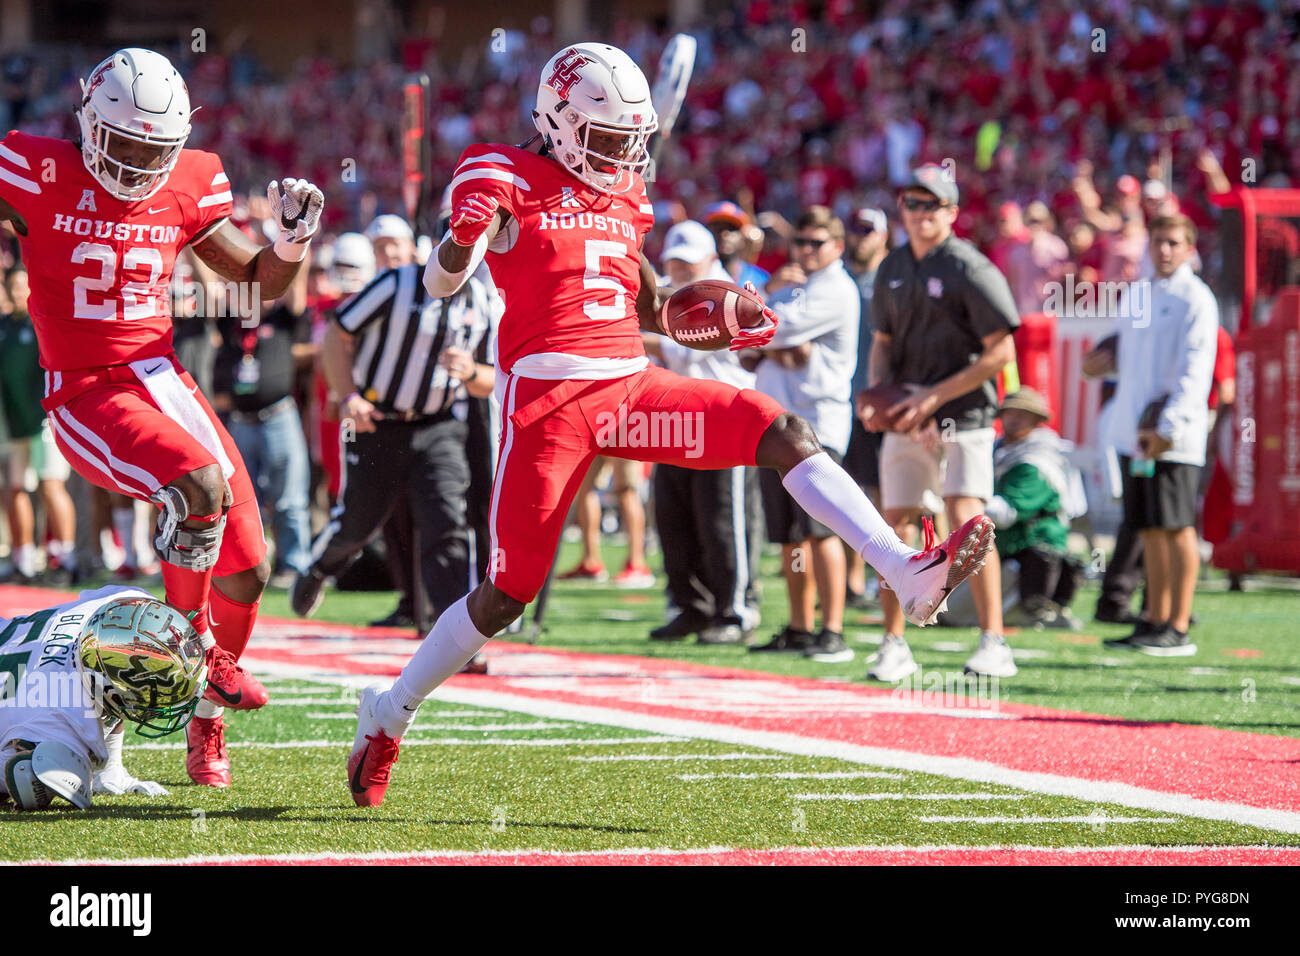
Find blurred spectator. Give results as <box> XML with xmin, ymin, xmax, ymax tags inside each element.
<box><xmin>558</xmin><ymin>460</ymin><xmax>655</xmax><ymax>589</ymax></box>
<box><xmin>643</xmin><ymin>220</ymin><xmax>762</xmax><ymax>645</ymax></box>
<box><xmin>705</xmin><ymin>201</ymin><xmax>770</xmax><ymax>289</ymax></box>
<box><xmin>746</xmin><ymin>205</ymin><xmax>859</xmax><ymax>664</ymax></box>
<box><xmin>983</xmin><ymin>389</ymin><xmax>1086</xmax><ymax>631</ymax></box>
<box><xmin>1005</xmin><ymin>202</ymin><xmax>1070</xmax><ymax>316</ymax></box>
<box><xmin>365</xmin><ymin>215</ymin><xmax>416</xmax><ymax>269</ymax></box>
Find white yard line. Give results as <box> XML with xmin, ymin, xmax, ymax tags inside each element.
<box><xmin>13</xmin><ymin>843</ymin><xmax>1299</xmax><ymax>867</ymax></box>
<box><xmin>921</xmin><ymin>815</ymin><xmax>1179</xmax><ymax>824</ymax></box>
<box><xmin>677</xmin><ymin>770</ymin><xmax>902</xmax><ymax>781</ymax></box>
<box><xmin>130</xmin><ymin>735</ymin><xmax>684</xmax><ymax>750</ymax></box>
<box><xmin>569</xmin><ymin>752</ymin><xmax>786</xmax><ymax>762</ymax></box>
<box><xmin>794</xmin><ymin>792</ymin><xmax>1028</xmax><ymax>801</ymax></box>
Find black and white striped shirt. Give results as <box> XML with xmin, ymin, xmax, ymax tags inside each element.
<box><xmin>334</xmin><ymin>264</ymin><xmax>499</xmax><ymax>417</ymax></box>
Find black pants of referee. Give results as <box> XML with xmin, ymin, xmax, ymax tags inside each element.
<box><xmin>309</xmin><ymin>414</ymin><xmax>471</xmax><ymax>623</ymax></box>
<box><xmin>654</xmin><ymin>463</ymin><xmax>763</xmax><ymax>630</ymax></box>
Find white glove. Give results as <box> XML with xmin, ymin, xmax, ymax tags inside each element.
<box><xmin>268</xmin><ymin>177</ymin><xmax>325</xmax><ymax>260</ymax></box>
<box><xmin>93</xmin><ymin>766</ymin><xmax>169</xmax><ymax>797</ymax></box>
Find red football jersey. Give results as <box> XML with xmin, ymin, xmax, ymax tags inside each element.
<box><xmin>450</xmin><ymin>143</ymin><xmax>654</xmax><ymax>375</ymax></box>
<box><xmin>0</xmin><ymin>130</ymin><xmax>233</xmax><ymax>371</ymax></box>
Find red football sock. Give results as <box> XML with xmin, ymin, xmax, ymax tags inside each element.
<box><xmin>161</xmin><ymin>561</ymin><xmax>214</xmax><ymax>637</ymax></box>
<box><xmin>208</xmin><ymin>583</ymin><xmax>261</xmax><ymax>660</ymax></box>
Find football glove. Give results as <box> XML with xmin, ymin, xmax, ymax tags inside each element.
<box><xmin>449</xmin><ymin>194</ymin><xmax>499</xmax><ymax>247</ymax></box>
<box><xmin>93</xmin><ymin>765</ymin><xmax>169</xmax><ymax>797</ymax></box>
<box><xmin>268</xmin><ymin>177</ymin><xmax>325</xmax><ymax>246</ymax></box>
<box><xmin>728</xmin><ymin>281</ymin><xmax>779</xmax><ymax>351</ymax></box>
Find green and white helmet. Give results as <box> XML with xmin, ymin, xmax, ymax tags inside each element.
<box><xmin>76</xmin><ymin>598</ymin><xmax>207</xmax><ymax>738</ymax></box>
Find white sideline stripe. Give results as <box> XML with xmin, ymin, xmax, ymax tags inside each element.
<box><xmin>794</xmin><ymin>792</ymin><xmax>1029</xmax><ymax>802</ymax></box>
<box><xmin>246</xmin><ymin>659</ymin><xmax>1300</xmax><ymax>834</ymax></box>
<box><xmin>0</xmin><ymin>141</ymin><xmax>31</xmax><ymax>168</ymax></box>
<box><xmin>302</xmin><ymin>709</ymin><xmax>507</xmax><ymax>718</ymax></box>
<box><xmin>197</xmin><ymin>190</ymin><xmax>233</xmax><ymax>208</ymax></box>
<box><xmin>408</xmin><ymin>722</ymin><xmax>576</xmax><ymax>732</ymax></box>
<box><xmin>14</xmin><ymin>843</ymin><xmax>1299</xmax><ymax>867</ymax></box>
<box><xmin>678</xmin><ymin>771</ymin><xmax>903</xmax><ymax>781</ymax></box>
<box><xmin>922</xmin><ymin>816</ymin><xmax>1179</xmax><ymax>824</ymax></box>
<box><xmin>570</xmin><ymin>753</ymin><xmax>785</xmax><ymax>763</ymax></box>
<box><xmin>130</xmin><ymin>735</ymin><xmax>682</xmax><ymax>750</ymax></box>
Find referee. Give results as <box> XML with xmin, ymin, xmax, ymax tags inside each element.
<box><xmin>291</xmin><ymin>257</ymin><xmax>500</xmax><ymax>625</ymax></box>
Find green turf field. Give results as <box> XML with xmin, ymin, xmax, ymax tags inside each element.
<box><xmin>4</xmin><ymin>672</ymin><xmax>1295</xmax><ymax>862</ymax></box>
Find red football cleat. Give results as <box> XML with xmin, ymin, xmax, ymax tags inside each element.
<box><xmin>186</xmin><ymin>714</ymin><xmax>231</xmax><ymax>788</ymax></box>
<box><xmin>890</xmin><ymin>514</ymin><xmax>996</xmax><ymax>627</ymax></box>
<box><xmin>202</xmin><ymin>645</ymin><xmax>269</xmax><ymax>710</ymax></box>
<box><xmin>347</xmin><ymin>687</ymin><xmax>402</xmax><ymax>807</ymax></box>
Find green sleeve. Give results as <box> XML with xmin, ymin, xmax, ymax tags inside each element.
<box><xmin>994</xmin><ymin>463</ymin><xmax>1059</xmax><ymax>516</ymax></box>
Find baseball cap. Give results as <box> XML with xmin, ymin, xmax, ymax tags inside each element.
<box><xmin>364</xmin><ymin>214</ymin><xmax>415</xmax><ymax>243</ymax></box>
<box><xmin>902</xmin><ymin>164</ymin><xmax>959</xmax><ymax>205</ymax></box>
<box><xmin>998</xmin><ymin>388</ymin><xmax>1051</xmax><ymax>422</ymax></box>
<box><xmin>704</xmin><ymin>201</ymin><xmax>750</xmax><ymax>229</ymax></box>
<box><xmin>851</xmin><ymin>207</ymin><xmax>887</xmax><ymax>234</ymax></box>
<box><xmin>660</xmin><ymin>220</ymin><xmax>717</xmax><ymax>265</ymax></box>
<box><xmin>1116</xmin><ymin>174</ymin><xmax>1140</xmax><ymax>196</ymax></box>
<box><xmin>333</xmin><ymin>232</ymin><xmax>377</xmax><ymax>272</ymax></box>
<box><xmin>1142</xmin><ymin>179</ymin><xmax>1169</xmax><ymax>201</ymax></box>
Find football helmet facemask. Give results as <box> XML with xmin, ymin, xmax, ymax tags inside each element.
<box><xmin>77</xmin><ymin>597</ymin><xmax>207</xmax><ymax>738</ymax></box>
<box><xmin>76</xmin><ymin>48</ymin><xmax>194</xmax><ymax>202</ymax></box>
<box><xmin>532</xmin><ymin>43</ymin><xmax>658</xmax><ymax>195</ymax></box>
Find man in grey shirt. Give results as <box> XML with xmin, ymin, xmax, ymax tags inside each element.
<box><xmin>863</xmin><ymin>165</ymin><xmax>1019</xmax><ymax>681</ymax></box>
<box><xmin>743</xmin><ymin>205</ymin><xmax>860</xmax><ymax>663</ymax></box>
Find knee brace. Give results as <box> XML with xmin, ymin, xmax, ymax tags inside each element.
<box><xmin>150</xmin><ymin>485</ymin><xmax>226</xmax><ymax>571</ymax></box>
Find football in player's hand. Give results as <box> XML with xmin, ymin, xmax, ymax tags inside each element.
<box><xmin>856</xmin><ymin>383</ymin><xmax>920</xmax><ymax>432</ymax></box>
<box><xmin>661</xmin><ymin>280</ymin><xmax>769</xmax><ymax>351</ymax></box>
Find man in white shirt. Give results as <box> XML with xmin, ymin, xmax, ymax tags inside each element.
<box><xmin>1101</xmin><ymin>215</ymin><xmax>1217</xmax><ymax>656</ymax></box>
<box><xmin>742</xmin><ymin>206</ymin><xmax>860</xmax><ymax>663</ymax></box>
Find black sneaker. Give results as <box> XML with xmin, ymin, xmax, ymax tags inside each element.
<box><xmin>1095</xmin><ymin>603</ymin><xmax>1143</xmax><ymax>626</ymax></box>
<box><xmin>650</xmin><ymin>610</ymin><xmax>708</xmax><ymax>641</ymax></box>
<box><xmin>1104</xmin><ymin>619</ymin><xmax>1164</xmax><ymax>650</ymax></box>
<box><xmin>290</xmin><ymin>567</ymin><xmax>328</xmax><ymax>617</ymax></box>
<box><xmin>697</xmin><ymin>623</ymin><xmax>745</xmax><ymax>645</ymax></box>
<box><xmin>803</xmin><ymin>628</ymin><xmax>855</xmax><ymax>663</ymax></box>
<box><xmin>1129</xmin><ymin>623</ymin><xmax>1197</xmax><ymax>657</ymax></box>
<box><xmin>370</xmin><ymin>608</ymin><xmax>416</xmax><ymax>628</ymax></box>
<box><xmin>845</xmin><ymin>587</ymin><xmax>876</xmax><ymax>611</ymax></box>
<box><xmin>40</xmin><ymin>566</ymin><xmax>75</xmax><ymax>588</ymax></box>
<box><xmin>748</xmin><ymin>625</ymin><xmax>815</xmax><ymax>653</ymax></box>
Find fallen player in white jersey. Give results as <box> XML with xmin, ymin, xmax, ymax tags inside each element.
<box><xmin>0</xmin><ymin>585</ymin><xmax>206</xmax><ymax>810</ymax></box>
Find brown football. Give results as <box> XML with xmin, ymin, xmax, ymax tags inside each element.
<box><xmin>856</xmin><ymin>383</ymin><xmax>920</xmax><ymax>432</ymax></box>
<box><xmin>661</xmin><ymin>279</ymin><xmax>768</xmax><ymax>351</ymax></box>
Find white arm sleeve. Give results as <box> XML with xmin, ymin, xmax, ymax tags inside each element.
<box><xmin>423</xmin><ymin>233</ymin><xmax>490</xmax><ymax>298</ymax></box>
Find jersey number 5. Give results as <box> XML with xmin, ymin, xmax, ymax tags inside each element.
<box><xmin>72</xmin><ymin>242</ymin><xmax>164</xmax><ymax>321</ymax></box>
<box><xmin>583</xmin><ymin>239</ymin><xmax>628</xmax><ymax>321</ymax></box>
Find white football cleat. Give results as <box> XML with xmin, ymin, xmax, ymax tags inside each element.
<box><xmin>866</xmin><ymin>634</ymin><xmax>918</xmax><ymax>682</ymax></box>
<box><xmin>964</xmin><ymin>631</ymin><xmax>1018</xmax><ymax>678</ymax></box>
<box><xmin>890</xmin><ymin>515</ymin><xmax>995</xmax><ymax>627</ymax></box>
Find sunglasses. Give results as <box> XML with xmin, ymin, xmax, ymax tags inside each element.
<box><xmin>899</xmin><ymin>196</ymin><xmax>949</xmax><ymax>213</ymax></box>
<box><xmin>791</xmin><ymin>237</ymin><xmax>831</xmax><ymax>249</ymax></box>
<box><xmin>849</xmin><ymin>222</ymin><xmax>877</xmax><ymax>235</ymax></box>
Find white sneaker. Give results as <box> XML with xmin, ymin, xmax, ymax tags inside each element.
<box><xmin>890</xmin><ymin>515</ymin><xmax>995</xmax><ymax>627</ymax></box>
<box><xmin>867</xmin><ymin>634</ymin><xmax>918</xmax><ymax>682</ymax></box>
<box><xmin>964</xmin><ymin>632</ymin><xmax>1018</xmax><ymax>678</ymax></box>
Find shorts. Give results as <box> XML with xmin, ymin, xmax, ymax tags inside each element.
<box><xmin>842</xmin><ymin>417</ymin><xmax>882</xmax><ymax>491</ymax></box>
<box><xmin>488</xmin><ymin>364</ymin><xmax>785</xmax><ymax>603</ymax></box>
<box><xmin>3</xmin><ymin>425</ymin><xmax>72</xmax><ymax>489</ymax></box>
<box><xmin>1120</xmin><ymin>455</ymin><xmax>1201</xmax><ymax>531</ymax></box>
<box><xmin>759</xmin><ymin>448</ymin><xmax>842</xmax><ymax>543</ymax></box>
<box><xmin>880</xmin><ymin>426</ymin><xmax>995</xmax><ymax>512</ymax></box>
<box><xmin>42</xmin><ymin>354</ymin><xmax>266</xmax><ymax>576</ymax></box>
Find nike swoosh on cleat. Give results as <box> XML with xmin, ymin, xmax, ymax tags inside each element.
<box><xmin>350</xmin><ymin>743</ymin><xmax>370</xmax><ymax>793</ymax></box>
<box><xmin>208</xmin><ymin>684</ymin><xmax>242</xmax><ymax>706</ymax></box>
<box><xmin>918</xmin><ymin>549</ymin><xmax>947</xmax><ymax>572</ymax></box>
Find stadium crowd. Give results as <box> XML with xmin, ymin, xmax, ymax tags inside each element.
<box><xmin>0</xmin><ymin>0</ymin><xmax>1288</xmax><ymax>666</ymax></box>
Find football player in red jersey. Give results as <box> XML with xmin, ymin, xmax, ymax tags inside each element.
<box><xmin>345</xmin><ymin>43</ymin><xmax>995</xmax><ymax>806</ymax></box>
<box><xmin>0</xmin><ymin>48</ymin><xmax>325</xmax><ymax>788</ymax></box>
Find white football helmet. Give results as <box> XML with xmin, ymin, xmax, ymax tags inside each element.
<box><xmin>76</xmin><ymin>48</ymin><xmax>194</xmax><ymax>202</ymax></box>
<box><xmin>532</xmin><ymin>43</ymin><xmax>658</xmax><ymax>195</ymax></box>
